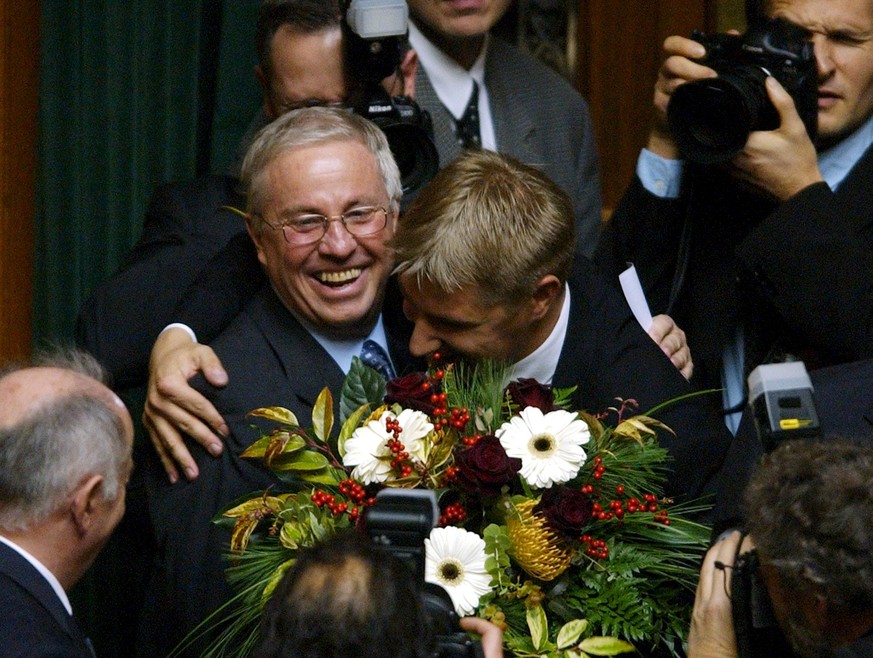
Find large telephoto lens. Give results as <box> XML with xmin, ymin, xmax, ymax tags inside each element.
<box><xmin>667</xmin><ymin>67</ymin><xmax>773</xmax><ymax>164</ymax></box>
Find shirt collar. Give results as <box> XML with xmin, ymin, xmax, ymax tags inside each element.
<box><xmin>0</xmin><ymin>534</ymin><xmax>72</xmax><ymax>615</ymax></box>
<box><xmin>509</xmin><ymin>284</ymin><xmax>570</xmax><ymax>385</ymax></box>
<box><xmin>408</xmin><ymin>21</ymin><xmax>488</xmax><ymax>120</ymax></box>
<box><xmin>818</xmin><ymin>113</ymin><xmax>873</xmax><ymax>190</ymax></box>
<box><xmin>303</xmin><ymin>313</ymin><xmax>392</xmax><ymax>376</ymax></box>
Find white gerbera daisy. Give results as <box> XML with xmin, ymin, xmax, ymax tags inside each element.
<box><xmin>425</xmin><ymin>526</ymin><xmax>491</xmax><ymax>616</ymax></box>
<box><xmin>342</xmin><ymin>408</ymin><xmax>433</xmax><ymax>484</ymax></box>
<box><xmin>496</xmin><ymin>407</ymin><xmax>590</xmax><ymax>488</ymax></box>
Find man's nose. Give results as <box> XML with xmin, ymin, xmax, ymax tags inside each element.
<box><xmin>408</xmin><ymin>320</ymin><xmax>442</xmax><ymax>357</ymax></box>
<box><xmin>318</xmin><ymin>218</ymin><xmax>358</xmax><ymax>257</ymax></box>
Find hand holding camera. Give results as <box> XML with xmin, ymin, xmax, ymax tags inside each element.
<box><xmin>651</xmin><ymin>19</ymin><xmax>825</xmax><ymax>200</ymax></box>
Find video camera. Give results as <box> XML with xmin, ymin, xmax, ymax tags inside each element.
<box><xmin>727</xmin><ymin>361</ymin><xmax>820</xmax><ymax>658</ymax></box>
<box><xmin>341</xmin><ymin>0</ymin><xmax>439</xmax><ymax>202</ymax></box>
<box><xmin>667</xmin><ymin>17</ymin><xmax>817</xmax><ymax>164</ymax></box>
<box><xmin>363</xmin><ymin>489</ymin><xmax>484</xmax><ymax>658</ymax></box>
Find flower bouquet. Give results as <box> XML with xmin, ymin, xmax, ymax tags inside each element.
<box><xmin>196</xmin><ymin>359</ymin><xmax>711</xmax><ymax>657</ymax></box>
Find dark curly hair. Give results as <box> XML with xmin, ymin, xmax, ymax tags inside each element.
<box><xmin>744</xmin><ymin>438</ymin><xmax>873</xmax><ymax>612</ymax></box>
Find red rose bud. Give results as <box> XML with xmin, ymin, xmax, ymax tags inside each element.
<box><xmin>534</xmin><ymin>486</ymin><xmax>594</xmax><ymax>539</ymax></box>
<box><xmin>507</xmin><ymin>378</ymin><xmax>556</xmax><ymax>412</ymax></box>
<box><xmin>385</xmin><ymin>372</ymin><xmax>441</xmax><ymax>414</ymax></box>
<box><xmin>454</xmin><ymin>435</ymin><xmax>521</xmax><ymax>497</ymax></box>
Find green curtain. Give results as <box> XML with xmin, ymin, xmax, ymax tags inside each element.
<box><xmin>34</xmin><ymin>0</ymin><xmax>261</xmax><ymax>350</ymax></box>
<box><xmin>34</xmin><ymin>2</ymin><xmax>260</xmax><ymax>655</ymax></box>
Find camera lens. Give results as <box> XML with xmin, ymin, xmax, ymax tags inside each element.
<box><xmin>667</xmin><ymin>67</ymin><xmax>772</xmax><ymax>164</ymax></box>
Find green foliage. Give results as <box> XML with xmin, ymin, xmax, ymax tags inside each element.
<box><xmin>339</xmin><ymin>357</ymin><xmax>385</xmax><ymax>423</ymax></box>
<box><xmin>441</xmin><ymin>360</ymin><xmax>510</xmax><ymax>434</ymax></box>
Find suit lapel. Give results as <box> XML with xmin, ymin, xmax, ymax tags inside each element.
<box><xmin>415</xmin><ymin>65</ymin><xmax>462</xmax><ymax>166</ymax></box>
<box><xmin>248</xmin><ymin>288</ymin><xmax>346</xmax><ymax>411</ymax></box>
<box><xmin>0</xmin><ymin>542</ymin><xmax>92</xmax><ymax>654</ymax></box>
<box><xmin>485</xmin><ymin>38</ymin><xmax>537</xmax><ymax>161</ymax></box>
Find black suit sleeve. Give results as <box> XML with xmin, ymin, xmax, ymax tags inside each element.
<box><xmin>736</xmin><ymin>180</ymin><xmax>873</xmax><ymax>362</ymax></box>
<box><xmin>172</xmin><ymin>232</ymin><xmax>265</xmax><ymax>344</ymax></box>
<box><xmin>75</xmin><ymin>176</ymin><xmax>248</xmax><ymax>389</ymax></box>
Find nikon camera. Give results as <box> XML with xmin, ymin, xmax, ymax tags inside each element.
<box><xmin>341</xmin><ymin>0</ymin><xmax>439</xmax><ymax>201</ymax></box>
<box><xmin>364</xmin><ymin>489</ymin><xmax>485</xmax><ymax>658</ymax></box>
<box><xmin>667</xmin><ymin>17</ymin><xmax>817</xmax><ymax>164</ymax></box>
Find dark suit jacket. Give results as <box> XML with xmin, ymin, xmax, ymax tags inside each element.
<box><xmin>596</xmin><ymin>140</ymin><xmax>873</xmax><ymax>392</ymax></box>
<box><xmin>139</xmin><ymin>283</ymin><xmax>418</xmax><ymax>657</ymax></box>
<box><xmin>554</xmin><ymin>259</ymin><xmax>735</xmax><ymax>504</ymax></box>
<box><xmin>75</xmin><ymin>175</ymin><xmax>248</xmax><ymax>389</ymax></box>
<box><xmin>0</xmin><ymin>542</ymin><xmax>94</xmax><ymax>658</ymax></box>
<box><xmin>414</xmin><ymin>35</ymin><xmax>603</xmax><ymax>260</ymax></box>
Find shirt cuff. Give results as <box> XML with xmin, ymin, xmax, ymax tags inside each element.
<box><xmin>637</xmin><ymin>148</ymin><xmax>684</xmax><ymax>198</ymax></box>
<box><xmin>161</xmin><ymin>323</ymin><xmax>198</xmax><ymax>343</ymax></box>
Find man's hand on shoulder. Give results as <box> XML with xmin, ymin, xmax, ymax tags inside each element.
<box><xmin>730</xmin><ymin>76</ymin><xmax>824</xmax><ymax>201</ymax></box>
<box><xmin>144</xmin><ymin>326</ymin><xmax>230</xmax><ymax>483</ymax></box>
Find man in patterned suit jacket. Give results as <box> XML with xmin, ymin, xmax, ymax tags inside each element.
<box><xmin>0</xmin><ymin>349</ymin><xmax>134</xmax><ymax>658</ymax></box>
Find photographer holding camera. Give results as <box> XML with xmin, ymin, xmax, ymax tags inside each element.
<box><xmin>595</xmin><ymin>0</ymin><xmax>873</xmax><ymax>433</ymax></box>
<box><xmin>688</xmin><ymin>438</ymin><xmax>873</xmax><ymax>658</ymax></box>
<box><xmin>255</xmin><ymin>532</ymin><xmax>504</xmax><ymax>658</ymax></box>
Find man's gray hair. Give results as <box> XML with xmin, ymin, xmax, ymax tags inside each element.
<box><xmin>0</xmin><ymin>348</ymin><xmax>130</xmax><ymax>531</ymax></box>
<box><xmin>241</xmin><ymin>106</ymin><xmax>402</xmax><ymax>232</ymax></box>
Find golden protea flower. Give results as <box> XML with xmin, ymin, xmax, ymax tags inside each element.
<box><xmin>506</xmin><ymin>498</ymin><xmax>575</xmax><ymax>581</ymax></box>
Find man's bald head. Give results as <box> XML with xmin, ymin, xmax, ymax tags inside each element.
<box><xmin>0</xmin><ymin>349</ymin><xmax>133</xmax><ymax>532</ymax></box>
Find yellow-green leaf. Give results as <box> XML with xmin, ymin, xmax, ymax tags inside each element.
<box><xmin>230</xmin><ymin>516</ymin><xmax>259</xmax><ymax>553</ymax></box>
<box><xmin>338</xmin><ymin>403</ymin><xmax>370</xmax><ymax>458</ymax></box>
<box><xmin>272</xmin><ymin>450</ymin><xmax>330</xmax><ymax>471</ymax></box>
<box><xmin>298</xmin><ymin>468</ymin><xmax>344</xmax><ymax>485</ymax></box>
<box><xmin>526</xmin><ymin>602</ymin><xmax>548</xmax><ymax>652</ymax></box>
<box><xmin>577</xmin><ymin>636</ymin><xmax>635</xmax><ymax>656</ymax></box>
<box><xmin>261</xmin><ymin>558</ymin><xmax>295</xmax><ymax>602</ymax></box>
<box><xmin>248</xmin><ymin>406</ymin><xmax>299</xmax><ymax>426</ymax></box>
<box><xmin>556</xmin><ymin>619</ymin><xmax>589</xmax><ymax>650</ymax></box>
<box><xmin>312</xmin><ymin>388</ymin><xmax>334</xmax><ymax>443</ymax></box>
<box><xmin>223</xmin><ymin>495</ymin><xmax>284</xmax><ymax>518</ymax></box>
<box><xmin>241</xmin><ymin>432</ymin><xmax>306</xmax><ymax>459</ymax></box>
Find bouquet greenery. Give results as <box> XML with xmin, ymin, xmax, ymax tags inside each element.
<box><xmin>192</xmin><ymin>359</ymin><xmax>711</xmax><ymax>657</ymax></box>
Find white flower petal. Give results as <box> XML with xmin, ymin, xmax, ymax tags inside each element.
<box><xmin>424</xmin><ymin>526</ymin><xmax>491</xmax><ymax>616</ymax></box>
<box><xmin>496</xmin><ymin>407</ymin><xmax>590</xmax><ymax>488</ymax></box>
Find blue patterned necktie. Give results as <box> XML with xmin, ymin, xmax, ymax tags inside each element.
<box><xmin>360</xmin><ymin>339</ymin><xmax>396</xmax><ymax>381</ymax></box>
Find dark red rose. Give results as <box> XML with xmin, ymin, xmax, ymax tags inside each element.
<box><xmin>534</xmin><ymin>486</ymin><xmax>594</xmax><ymax>538</ymax></box>
<box><xmin>455</xmin><ymin>435</ymin><xmax>521</xmax><ymax>497</ymax></box>
<box><xmin>385</xmin><ymin>372</ymin><xmax>439</xmax><ymax>414</ymax></box>
<box><xmin>507</xmin><ymin>378</ymin><xmax>555</xmax><ymax>412</ymax></box>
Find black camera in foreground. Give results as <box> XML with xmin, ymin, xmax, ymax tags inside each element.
<box><xmin>667</xmin><ymin>17</ymin><xmax>817</xmax><ymax>164</ymax></box>
<box><xmin>341</xmin><ymin>0</ymin><xmax>439</xmax><ymax>202</ymax></box>
<box><xmin>364</xmin><ymin>489</ymin><xmax>484</xmax><ymax>658</ymax></box>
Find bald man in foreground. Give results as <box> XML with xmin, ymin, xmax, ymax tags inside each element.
<box><xmin>0</xmin><ymin>349</ymin><xmax>134</xmax><ymax>658</ymax></box>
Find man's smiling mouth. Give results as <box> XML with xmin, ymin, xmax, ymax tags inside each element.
<box><xmin>317</xmin><ymin>268</ymin><xmax>362</xmax><ymax>286</ymax></box>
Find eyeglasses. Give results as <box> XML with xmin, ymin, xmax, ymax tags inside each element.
<box><xmin>261</xmin><ymin>206</ymin><xmax>390</xmax><ymax>245</ymax></box>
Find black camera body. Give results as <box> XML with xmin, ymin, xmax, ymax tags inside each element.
<box><xmin>667</xmin><ymin>18</ymin><xmax>818</xmax><ymax>164</ymax></box>
<box><xmin>731</xmin><ymin>547</ymin><xmax>797</xmax><ymax>658</ymax></box>
<box><xmin>364</xmin><ymin>489</ymin><xmax>484</xmax><ymax>658</ymax></box>
<box><xmin>340</xmin><ymin>0</ymin><xmax>439</xmax><ymax>202</ymax></box>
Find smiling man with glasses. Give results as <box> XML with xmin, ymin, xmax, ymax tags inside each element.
<box><xmin>137</xmin><ymin>106</ymin><xmax>420</xmax><ymax>655</ymax></box>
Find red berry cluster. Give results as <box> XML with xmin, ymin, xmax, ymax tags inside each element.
<box><xmin>385</xmin><ymin>417</ymin><xmax>414</xmax><ymax>477</ymax></box>
<box><xmin>462</xmin><ymin>433</ymin><xmax>483</xmax><ymax>447</ymax></box>
<box><xmin>591</xmin><ymin>456</ymin><xmax>605</xmax><ymax>480</ymax></box>
<box><xmin>310</xmin><ymin>490</ymin><xmax>349</xmax><ymax>516</ymax></box>
<box><xmin>580</xmin><ymin>534</ymin><xmax>609</xmax><ymax>560</ymax></box>
<box><xmin>439</xmin><ymin>501</ymin><xmax>467</xmax><ymax>526</ymax></box>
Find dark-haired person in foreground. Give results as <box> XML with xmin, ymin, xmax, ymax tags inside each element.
<box><xmin>689</xmin><ymin>438</ymin><xmax>873</xmax><ymax>658</ymax></box>
<box><xmin>0</xmin><ymin>349</ymin><xmax>134</xmax><ymax>658</ymax></box>
<box><xmin>255</xmin><ymin>532</ymin><xmax>504</xmax><ymax>658</ymax></box>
